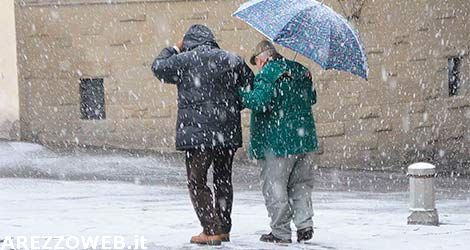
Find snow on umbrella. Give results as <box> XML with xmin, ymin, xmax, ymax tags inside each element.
<box><xmin>233</xmin><ymin>0</ymin><xmax>369</xmax><ymax>80</ymax></box>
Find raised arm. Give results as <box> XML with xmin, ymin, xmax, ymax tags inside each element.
<box><xmin>151</xmin><ymin>47</ymin><xmax>183</xmax><ymax>84</ymax></box>
<box><xmin>239</xmin><ymin>62</ymin><xmax>285</xmax><ymax>113</ymax></box>
<box><xmin>238</xmin><ymin>62</ymin><xmax>255</xmax><ymax>89</ymax></box>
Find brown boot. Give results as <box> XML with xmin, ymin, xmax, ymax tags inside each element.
<box><xmin>220</xmin><ymin>233</ymin><xmax>230</xmax><ymax>242</ymax></box>
<box><xmin>190</xmin><ymin>233</ymin><xmax>222</xmax><ymax>245</ymax></box>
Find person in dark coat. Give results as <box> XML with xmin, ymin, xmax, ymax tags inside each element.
<box><xmin>151</xmin><ymin>24</ymin><xmax>254</xmax><ymax>245</ymax></box>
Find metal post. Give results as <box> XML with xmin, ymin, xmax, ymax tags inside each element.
<box><xmin>407</xmin><ymin>162</ymin><xmax>439</xmax><ymax>226</ymax></box>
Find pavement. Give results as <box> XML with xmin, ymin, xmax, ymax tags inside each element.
<box><xmin>1</xmin><ymin>179</ymin><xmax>470</xmax><ymax>250</ymax></box>
<box><xmin>1</xmin><ymin>141</ymin><xmax>470</xmax><ymax>249</ymax></box>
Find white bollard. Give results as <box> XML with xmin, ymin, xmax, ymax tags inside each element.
<box><xmin>407</xmin><ymin>162</ymin><xmax>439</xmax><ymax>226</ymax></box>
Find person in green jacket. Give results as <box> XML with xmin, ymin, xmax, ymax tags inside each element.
<box><xmin>240</xmin><ymin>40</ymin><xmax>319</xmax><ymax>244</ymax></box>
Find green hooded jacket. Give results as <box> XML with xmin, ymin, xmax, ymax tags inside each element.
<box><xmin>240</xmin><ymin>58</ymin><xmax>319</xmax><ymax>160</ymax></box>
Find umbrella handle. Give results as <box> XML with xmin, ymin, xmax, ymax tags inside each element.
<box><xmin>293</xmin><ymin>52</ymin><xmax>298</xmax><ymax>61</ymax></box>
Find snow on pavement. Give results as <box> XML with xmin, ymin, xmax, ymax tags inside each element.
<box><xmin>1</xmin><ymin>179</ymin><xmax>469</xmax><ymax>250</ymax></box>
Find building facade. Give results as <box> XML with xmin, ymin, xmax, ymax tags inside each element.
<box><xmin>0</xmin><ymin>0</ymin><xmax>20</xmax><ymax>140</ymax></box>
<box><xmin>14</xmin><ymin>0</ymin><xmax>470</xmax><ymax>172</ymax></box>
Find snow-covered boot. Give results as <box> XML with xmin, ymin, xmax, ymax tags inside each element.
<box><xmin>259</xmin><ymin>232</ymin><xmax>292</xmax><ymax>243</ymax></box>
<box><xmin>220</xmin><ymin>233</ymin><xmax>230</xmax><ymax>242</ymax></box>
<box><xmin>297</xmin><ymin>227</ymin><xmax>314</xmax><ymax>242</ymax></box>
<box><xmin>190</xmin><ymin>233</ymin><xmax>222</xmax><ymax>245</ymax></box>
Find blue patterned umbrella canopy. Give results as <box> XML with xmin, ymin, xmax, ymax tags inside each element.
<box><xmin>233</xmin><ymin>0</ymin><xmax>368</xmax><ymax>80</ymax></box>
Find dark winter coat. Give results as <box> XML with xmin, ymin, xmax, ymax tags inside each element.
<box><xmin>240</xmin><ymin>58</ymin><xmax>319</xmax><ymax>160</ymax></box>
<box><xmin>151</xmin><ymin>24</ymin><xmax>254</xmax><ymax>151</ymax></box>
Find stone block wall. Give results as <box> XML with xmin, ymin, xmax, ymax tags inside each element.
<box><xmin>15</xmin><ymin>0</ymin><xmax>470</xmax><ymax>172</ymax></box>
<box><xmin>308</xmin><ymin>0</ymin><xmax>470</xmax><ymax>172</ymax></box>
<box><xmin>15</xmin><ymin>0</ymin><xmax>260</xmax><ymax>153</ymax></box>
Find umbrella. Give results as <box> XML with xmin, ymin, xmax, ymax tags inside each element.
<box><xmin>233</xmin><ymin>0</ymin><xmax>369</xmax><ymax>80</ymax></box>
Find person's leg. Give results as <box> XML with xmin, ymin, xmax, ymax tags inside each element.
<box><xmin>185</xmin><ymin>149</ymin><xmax>220</xmax><ymax>236</ymax></box>
<box><xmin>287</xmin><ymin>154</ymin><xmax>314</xmax><ymax>232</ymax></box>
<box><xmin>260</xmin><ymin>156</ymin><xmax>297</xmax><ymax>241</ymax></box>
<box><xmin>212</xmin><ymin>148</ymin><xmax>235</xmax><ymax>236</ymax></box>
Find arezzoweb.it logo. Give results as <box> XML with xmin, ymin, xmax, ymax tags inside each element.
<box><xmin>1</xmin><ymin>235</ymin><xmax>148</xmax><ymax>250</ymax></box>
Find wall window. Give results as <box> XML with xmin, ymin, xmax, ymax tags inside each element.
<box><xmin>80</xmin><ymin>78</ymin><xmax>106</xmax><ymax>120</ymax></box>
<box><xmin>448</xmin><ymin>56</ymin><xmax>462</xmax><ymax>96</ymax></box>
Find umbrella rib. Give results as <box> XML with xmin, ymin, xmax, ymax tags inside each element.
<box><xmin>272</xmin><ymin>5</ymin><xmax>316</xmax><ymax>42</ymax></box>
<box><xmin>234</xmin><ymin>0</ymin><xmax>312</xmax><ymax>40</ymax></box>
<box><xmin>273</xmin><ymin>4</ymin><xmax>333</xmax><ymax>70</ymax></box>
<box><xmin>328</xmin><ymin>6</ymin><xmax>368</xmax><ymax>77</ymax></box>
<box><xmin>232</xmin><ymin>0</ymin><xmax>266</xmax><ymax>16</ymax></box>
<box><xmin>235</xmin><ymin>17</ymin><xmax>275</xmax><ymax>42</ymax></box>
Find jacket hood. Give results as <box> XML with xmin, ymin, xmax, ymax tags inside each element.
<box><xmin>182</xmin><ymin>24</ymin><xmax>219</xmax><ymax>51</ymax></box>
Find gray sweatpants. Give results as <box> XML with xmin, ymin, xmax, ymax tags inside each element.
<box><xmin>258</xmin><ymin>154</ymin><xmax>314</xmax><ymax>240</ymax></box>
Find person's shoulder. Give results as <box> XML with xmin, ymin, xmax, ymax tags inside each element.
<box><xmin>264</xmin><ymin>59</ymin><xmax>286</xmax><ymax>73</ymax></box>
<box><xmin>284</xmin><ymin>60</ymin><xmax>313</xmax><ymax>82</ymax></box>
<box><xmin>256</xmin><ymin>60</ymin><xmax>285</xmax><ymax>82</ymax></box>
<box><xmin>221</xmin><ymin>49</ymin><xmax>245</xmax><ymax>61</ymax></box>
<box><xmin>215</xmin><ymin>49</ymin><xmax>247</xmax><ymax>68</ymax></box>
<box><xmin>285</xmin><ymin>59</ymin><xmax>309</xmax><ymax>71</ymax></box>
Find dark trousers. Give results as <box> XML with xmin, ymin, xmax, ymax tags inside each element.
<box><xmin>185</xmin><ymin>148</ymin><xmax>236</xmax><ymax>235</ymax></box>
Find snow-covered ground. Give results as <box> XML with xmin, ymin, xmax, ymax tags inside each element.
<box><xmin>1</xmin><ymin>178</ymin><xmax>469</xmax><ymax>250</ymax></box>
<box><xmin>2</xmin><ymin>141</ymin><xmax>469</xmax><ymax>195</ymax></box>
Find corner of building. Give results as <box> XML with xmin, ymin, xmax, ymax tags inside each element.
<box><xmin>0</xmin><ymin>0</ymin><xmax>20</xmax><ymax>141</ymax></box>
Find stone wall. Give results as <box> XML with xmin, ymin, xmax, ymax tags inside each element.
<box><xmin>15</xmin><ymin>0</ymin><xmax>470</xmax><ymax>172</ymax></box>
<box><xmin>0</xmin><ymin>0</ymin><xmax>20</xmax><ymax>140</ymax></box>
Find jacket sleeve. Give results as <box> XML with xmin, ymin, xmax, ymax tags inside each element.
<box><xmin>235</xmin><ymin>62</ymin><xmax>255</xmax><ymax>111</ymax></box>
<box><xmin>239</xmin><ymin>64</ymin><xmax>283</xmax><ymax>113</ymax></box>
<box><xmin>151</xmin><ymin>47</ymin><xmax>183</xmax><ymax>84</ymax></box>
<box><xmin>238</xmin><ymin>62</ymin><xmax>255</xmax><ymax>89</ymax></box>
